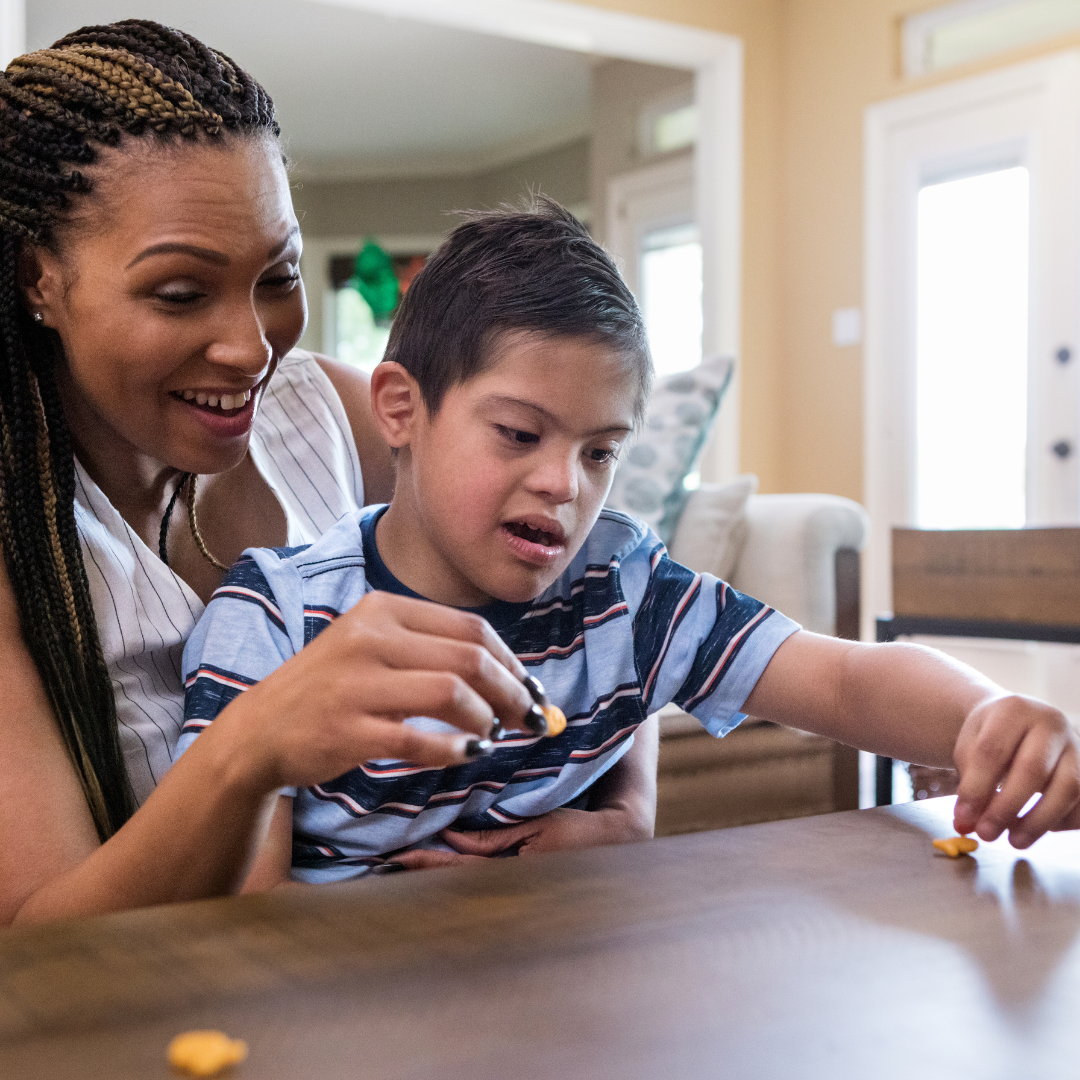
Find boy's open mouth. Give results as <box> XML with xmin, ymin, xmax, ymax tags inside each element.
<box><xmin>504</xmin><ymin>521</ymin><xmax>561</xmax><ymax>547</ymax></box>
<box><xmin>501</xmin><ymin>518</ymin><xmax>566</xmax><ymax>567</ymax></box>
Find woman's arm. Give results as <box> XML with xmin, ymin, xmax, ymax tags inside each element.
<box><xmin>314</xmin><ymin>354</ymin><xmax>396</xmax><ymax>504</ymax></box>
<box><xmin>0</xmin><ymin>568</ymin><xmax>533</xmax><ymax>924</ymax></box>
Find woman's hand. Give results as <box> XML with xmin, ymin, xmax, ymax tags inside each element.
<box><xmin>213</xmin><ymin>590</ymin><xmax>536</xmax><ymax>793</ymax></box>
<box><xmin>952</xmin><ymin>694</ymin><xmax>1080</xmax><ymax>847</ymax></box>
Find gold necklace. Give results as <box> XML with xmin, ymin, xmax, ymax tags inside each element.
<box><xmin>158</xmin><ymin>472</ymin><xmax>230</xmax><ymax>571</ymax></box>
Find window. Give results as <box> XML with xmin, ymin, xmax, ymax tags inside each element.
<box><xmin>328</xmin><ymin>250</ymin><xmax>427</xmax><ymax>374</ymax></box>
<box><xmin>639</xmin><ymin>223</ymin><xmax>703</xmax><ymax>378</ymax></box>
<box><xmin>915</xmin><ymin>165</ymin><xmax>1030</xmax><ymax>528</ymax></box>
<box><xmin>903</xmin><ymin>0</ymin><xmax>1080</xmax><ymax>77</ymax></box>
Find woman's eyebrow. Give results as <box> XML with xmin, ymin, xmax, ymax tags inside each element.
<box><xmin>126</xmin><ymin>227</ymin><xmax>301</xmax><ymax>270</ymax></box>
<box><xmin>126</xmin><ymin>242</ymin><xmax>228</xmax><ymax>269</ymax></box>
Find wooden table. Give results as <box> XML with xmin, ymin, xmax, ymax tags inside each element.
<box><xmin>1</xmin><ymin>798</ymin><xmax>1079</xmax><ymax>1079</ymax></box>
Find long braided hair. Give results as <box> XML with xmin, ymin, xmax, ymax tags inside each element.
<box><xmin>0</xmin><ymin>20</ymin><xmax>279</xmax><ymax>840</ymax></box>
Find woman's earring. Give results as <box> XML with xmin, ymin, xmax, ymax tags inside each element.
<box><xmin>32</xmin><ymin>312</ymin><xmax>44</xmax><ymax>324</ymax></box>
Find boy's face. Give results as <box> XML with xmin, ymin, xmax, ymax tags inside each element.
<box><xmin>379</xmin><ymin>332</ymin><xmax>639</xmax><ymax>607</ymax></box>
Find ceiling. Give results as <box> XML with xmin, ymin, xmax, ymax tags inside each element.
<box><xmin>27</xmin><ymin>0</ymin><xmax>595</xmax><ymax>179</ymax></box>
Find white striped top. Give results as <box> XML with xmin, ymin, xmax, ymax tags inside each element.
<box><xmin>74</xmin><ymin>350</ymin><xmax>365</xmax><ymax>806</ymax></box>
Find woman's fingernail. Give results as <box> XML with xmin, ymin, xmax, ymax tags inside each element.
<box><xmin>465</xmin><ymin>738</ymin><xmax>494</xmax><ymax>759</ymax></box>
<box><xmin>522</xmin><ymin>674</ymin><xmax>546</xmax><ymax>705</ymax></box>
<box><xmin>381</xmin><ymin>862</ymin><xmax>407</xmax><ymax>873</ymax></box>
<box><xmin>522</xmin><ymin>704</ymin><xmax>548</xmax><ymax>736</ymax></box>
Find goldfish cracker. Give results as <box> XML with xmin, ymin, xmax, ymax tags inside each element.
<box><xmin>932</xmin><ymin>836</ymin><xmax>979</xmax><ymax>858</ymax></box>
<box><xmin>541</xmin><ymin>703</ymin><xmax>567</xmax><ymax>737</ymax></box>
<box><xmin>167</xmin><ymin>1030</ymin><xmax>248</xmax><ymax>1077</ymax></box>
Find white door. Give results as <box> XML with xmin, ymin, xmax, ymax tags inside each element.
<box><xmin>865</xmin><ymin>50</ymin><xmax>1080</xmax><ymax>736</ymax></box>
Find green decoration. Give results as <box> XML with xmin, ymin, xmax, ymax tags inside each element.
<box><xmin>351</xmin><ymin>240</ymin><xmax>400</xmax><ymax>325</ymax></box>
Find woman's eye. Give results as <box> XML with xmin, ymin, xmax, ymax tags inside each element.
<box><xmin>496</xmin><ymin>425</ymin><xmax>540</xmax><ymax>445</ymax></box>
<box><xmin>155</xmin><ymin>287</ymin><xmax>205</xmax><ymax>305</ymax></box>
<box><xmin>260</xmin><ymin>272</ymin><xmax>300</xmax><ymax>290</ymax></box>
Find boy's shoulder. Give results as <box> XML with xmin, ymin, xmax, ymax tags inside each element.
<box><xmin>219</xmin><ymin>509</ymin><xmax>371</xmax><ymax>631</ymax></box>
<box><xmin>570</xmin><ymin>508</ymin><xmax>655</xmax><ymax>567</ymax></box>
<box><xmin>543</xmin><ymin>509</ymin><xmax>658</xmax><ymax>601</ymax></box>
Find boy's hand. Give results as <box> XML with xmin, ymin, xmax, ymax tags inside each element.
<box><xmin>387</xmin><ymin>807</ymin><xmax>649</xmax><ymax>871</ymax></box>
<box><xmin>442</xmin><ymin>806</ymin><xmax>650</xmax><ymax>858</ymax></box>
<box><xmin>952</xmin><ymin>694</ymin><xmax>1080</xmax><ymax>847</ymax></box>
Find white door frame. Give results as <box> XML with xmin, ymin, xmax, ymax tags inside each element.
<box><xmin>309</xmin><ymin>0</ymin><xmax>744</xmax><ymax>479</ymax></box>
<box><xmin>863</xmin><ymin>50</ymin><xmax>1080</xmax><ymax>636</ymax></box>
<box><xmin>606</xmin><ymin>153</ymin><xmax>694</xmax><ymax>298</ymax></box>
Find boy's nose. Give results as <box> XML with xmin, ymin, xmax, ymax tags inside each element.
<box><xmin>528</xmin><ymin>453</ymin><xmax>579</xmax><ymax>503</ymax></box>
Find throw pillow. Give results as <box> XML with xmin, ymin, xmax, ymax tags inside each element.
<box><xmin>606</xmin><ymin>354</ymin><xmax>734</xmax><ymax>543</ymax></box>
<box><xmin>668</xmin><ymin>474</ymin><xmax>758</xmax><ymax>580</ymax></box>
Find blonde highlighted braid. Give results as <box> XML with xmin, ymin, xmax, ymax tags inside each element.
<box><xmin>0</xmin><ymin>20</ymin><xmax>279</xmax><ymax>840</ymax></box>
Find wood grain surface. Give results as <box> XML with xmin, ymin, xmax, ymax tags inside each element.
<box><xmin>1</xmin><ymin>798</ymin><xmax>1078</xmax><ymax>1080</ymax></box>
<box><xmin>892</xmin><ymin>526</ymin><xmax>1080</xmax><ymax>625</ymax></box>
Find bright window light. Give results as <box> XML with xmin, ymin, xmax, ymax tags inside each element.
<box><xmin>335</xmin><ymin>287</ymin><xmax>390</xmax><ymax>373</ymax></box>
<box><xmin>640</xmin><ymin>223</ymin><xmax>702</xmax><ymax>378</ymax></box>
<box><xmin>915</xmin><ymin>165</ymin><xmax>1029</xmax><ymax>529</ymax></box>
<box><xmin>904</xmin><ymin>0</ymin><xmax>1080</xmax><ymax>76</ymax></box>
<box><xmin>654</xmin><ymin>105</ymin><xmax>698</xmax><ymax>154</ymax></box>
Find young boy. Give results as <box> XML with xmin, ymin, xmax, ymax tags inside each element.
<box><xmin>178</xmin><ymin>199</ymin><xmax>1080</xmax><ymax>886</ymax></box>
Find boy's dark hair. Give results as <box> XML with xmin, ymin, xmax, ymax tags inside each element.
<box><xmin>382</xmin><ymin>195</ymin><xmax>652</xmax><ymax>422</ymax></box>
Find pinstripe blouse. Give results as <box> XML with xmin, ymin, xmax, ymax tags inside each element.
<box><xmin>73</xmin><ymin>350</ymin><xmax>366</xmax><ymax>805</ymax></box>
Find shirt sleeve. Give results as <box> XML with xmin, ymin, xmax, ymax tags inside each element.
<box><xmin>630</xmin><ymin>534</ymin><xmax>800</xmax><ymax>737</ymax></box>
<box><xmin>176</xmin><ymin>552</ymin><xmax>300</xmax><ymax>765</ymax></box>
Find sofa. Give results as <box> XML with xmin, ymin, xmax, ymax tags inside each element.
<box><xmin>654</xmin><ymin>485</ymin><xmax>871</xmax><ymax>836</ymax></box>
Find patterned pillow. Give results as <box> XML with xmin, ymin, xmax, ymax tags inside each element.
<box><xmin>607</xmin><ymin>355</ymin><xmax>734</xmax><ymax>543</ymax></box>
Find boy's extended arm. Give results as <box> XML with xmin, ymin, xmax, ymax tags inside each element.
<box><xmin>744</xmin><ymin>630</ymin><xmax>1080</xmax><ymax>846</ymax></box>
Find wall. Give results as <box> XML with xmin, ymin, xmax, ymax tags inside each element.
<box><xmin>777</xmin><ymin>0</ymin><xmax>1080</xmax><ymax>502</ymax></box>
<box><xmin>588</xmin><ymin>59</ymin><xmax>693</xmax><ymax>246</ymax></box>
<box><xmin>580</xmin><ymin>0</ymin><xmax>787</xmax><ymax>492</ymax></box>
<box><xmin>584</xmin><ymin>0</ymin><xmax>1080</xmax><ymax>502</ymax></box>
<box><xmin>293</xmin><ymin>136</ymin><xmax>589</xmax><ymax>239</ymax></box>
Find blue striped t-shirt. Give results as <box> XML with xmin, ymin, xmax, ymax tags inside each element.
<box><xmin>177</xmin><ymin>505</ymin><xmax>799</xmax><ymax>882</ymax></box>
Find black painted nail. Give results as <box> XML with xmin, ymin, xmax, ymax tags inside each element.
<box><xmin>522</xmin><ymin>704</ymin><xmax>549</xmax><ymax>736</ymax></box>
<box><xmin>465</xmin><ymin>738</ymin><xmax>494</xmax><ymax>759</ymax></box>
<box><xmin>381</xmin><ymin>862</ymin><xmax>407</xmax><ymax>873</ymax></box>
<box><xmin>522</xmin><ymin>674</ymin><xmax>547</xmax><ymax>705</ymax></box>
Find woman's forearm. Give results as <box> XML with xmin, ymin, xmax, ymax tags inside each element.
<box><xmin>11</xmin><ymin>709</ymin><xmax>278</xmax><ymax>925</ymax></box>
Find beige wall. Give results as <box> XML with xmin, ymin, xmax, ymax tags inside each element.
<box><xmin>584</xmin><ymin>0</ymin><xmax>1080</xmax><ymax>500</ymax></box>
<box><xmin>580</xmin><ymin>0</ymin><xmax>788</xmax><ymax>492</ymax></box>
<box><xmin>777</xmin><ymin>1</ymin><xmax>1080</xmax><ymax>502</ymax></box>
<box><xmin>294</xmin><ymin>137</ymin><xmax>589</xmax><ymax>240</ymax></box>
<box><xmin>588</xmin><ymin>59</ymin><xmax>693</xmax><ymax>246</ymax></box>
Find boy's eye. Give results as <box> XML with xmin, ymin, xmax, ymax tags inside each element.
<box><xmin>496</xmin><ymin>425</ymin><xmax>540</xmax><ymax>445</ymax></box>
<box><xmin>587</xmin><ymin>447</ymin><xmax>620</xmax><ymax>464</ymax></box>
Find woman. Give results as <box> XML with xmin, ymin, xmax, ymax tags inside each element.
<box><xmin>0</xmin><ymin>20</ymin><xmax>540</xmax><ymax>925</ymax></box>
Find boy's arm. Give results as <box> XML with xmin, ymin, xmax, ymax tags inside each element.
<box><xmin>423</xmin><ymin>716</ymin><xmax>659</xmax><ymax>866</ymax></box>
<box><xmin>743</xmin><ymin>630</ymin><xmax>1080</xmax><ymax>846</ymax></box>
<box><xmin>586</xmin><ymin>712</ymin><xmax>658</xmax><ymax>839</ymax></box>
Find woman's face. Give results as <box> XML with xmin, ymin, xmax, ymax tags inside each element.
<box><xmin>25</xmin><ymin>135</ymin><xmax>305</xmax><ymax>478</ymax></box>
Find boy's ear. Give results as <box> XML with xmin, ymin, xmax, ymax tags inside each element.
<box><xmin>369</xmin><ymin>362</ymin><xmax>424</xmax><ymax>448</ymax></box>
